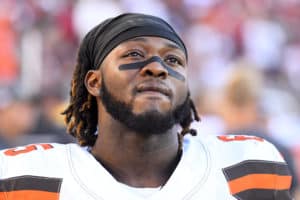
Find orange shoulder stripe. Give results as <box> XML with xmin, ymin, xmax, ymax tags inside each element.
<box><xmin>228</xmin><ymin>174</ymin><xmax>292</xmax><ymax>195</ymax></box>
<box><xmin>0</xmin><ymin>190</ymin><xmax>59</xmax><ymax>200</ymax></box>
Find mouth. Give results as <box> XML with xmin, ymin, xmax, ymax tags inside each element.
<box><xmin>136</xmin><ymin>84</ymin><xmax>171</xmax><ymax>97</ymax></box>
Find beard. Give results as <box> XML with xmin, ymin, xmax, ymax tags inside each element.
<box><xmin>100</xmin><ymin>78</ymin><xmax>191</xmax><ymax>135</ymax></box>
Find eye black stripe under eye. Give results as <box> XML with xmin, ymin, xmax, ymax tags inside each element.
<box><xmin>118</xmin><ymin>56</ymin><xmax>185</xmax><ymax>81</ymax></box>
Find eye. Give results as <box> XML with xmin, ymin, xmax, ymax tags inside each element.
<box><xmin>164</xmin><ymin>55</ymin><xmax>183</xmax><ymax>66</ymax></box>
<box><xmin>123</xmin><ymin>50</ymin><xmax>144</xmax><ymax>58</ymax></box>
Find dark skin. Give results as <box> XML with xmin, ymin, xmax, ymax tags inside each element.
<box><xmin>85</xmin><ymin>37</ymin><xmax>188</xmax><ymax>188</ymax></box>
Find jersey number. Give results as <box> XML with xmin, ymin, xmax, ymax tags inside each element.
<box><xmin>217</xmin><ymin>135</ymin><xmax>264</xmax><ymax>142</ymax></box>
<box><xmin>4</xmin><ymin>144</ymin><xmax>53</xmax><ymax>156</ymax></box>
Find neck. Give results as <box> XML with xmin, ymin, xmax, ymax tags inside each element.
<box><xmin>91</xmin><ymin>117</ymin><xmax>181</xmax><ymax>188</ymax></box>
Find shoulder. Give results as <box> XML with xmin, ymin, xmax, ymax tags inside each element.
<box><xmin>193</xmin><ymin>134</ymin><xmax>285</xmax><ymax>163</ymax></box>
<box><xmin>184</xmin><ymin>135</ymin><xmax>287</xmax><ymax>172</ymax></box>
<box><xmin>0</xmin><ymin>143</ymin><xmax>69</xmax><ymax>157</ymax></box>
<box><xmin>0</xmin><ymin>143</ymin><xmax>75</xmax><ymax>177</ymax></box>
<box><xmin>189</xmin><ymin>134</ymin><xmax>292</xmax><ymax>199</ymax></box>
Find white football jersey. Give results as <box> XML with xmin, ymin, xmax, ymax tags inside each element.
<box><xmin>0</xmin><ymin>134</ymin><xmax>292</xmax><ymax>200</ymax></box>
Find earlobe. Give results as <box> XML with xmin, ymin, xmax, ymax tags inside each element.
<box><xmin>84</xmin><ymin>70</ymin><xmax>102</xmax><ymax>96</ymax></box>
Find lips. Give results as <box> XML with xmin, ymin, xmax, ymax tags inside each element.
<box><xmin>136</xmin><ymin>83</ymin><xmax>171</xmax><ymax>97</ymax></box>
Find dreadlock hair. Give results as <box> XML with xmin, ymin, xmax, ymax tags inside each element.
<box><xmin>180</xmin><ymin>97</ymin><xmax>200</xmax><ymax>136</ymax></box>
<box><xmin>177</xmin><ymin>97</ymin><xmax>200</xmax><ymax>150</ymax></box>
<box><xmin>62</xmin><ymin>13</ymin><xmax>200</xmax><ymax>147</ymax></box>
<box><xmin>62</xmin><ymin>47</ymin><xmax>98</xmax><ymax>146</ymax></box>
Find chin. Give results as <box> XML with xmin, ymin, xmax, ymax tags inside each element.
<box><xmin>132</xmin><ymin>99</ymin><xmax>172</xmax><ymax>115</ymax></box>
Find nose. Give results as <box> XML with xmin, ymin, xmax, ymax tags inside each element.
<box><xmin>139</xmin><ymin>61</ymin><xmax>168</xmax><ymax>79</ymax></box>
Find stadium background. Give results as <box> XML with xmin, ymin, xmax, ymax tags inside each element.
<box><xmin>0</xmin><ymin>0</ymin><xmax>300</xmax><ymax>194</ymax></box>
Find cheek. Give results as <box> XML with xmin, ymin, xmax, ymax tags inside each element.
<box><xmin>102</xmin><ymin>67</ymin><xmax>136</xmax><ymax>100</ymax></box>
<box><xmin>172</xmin><ymin>69</ymin><xmax>188</xmax><ymax>100</ymax></box>
<box><xmin>172</xmin><ymin>81</ymin><xmax>189</xmax><ymax>106</ymax></box>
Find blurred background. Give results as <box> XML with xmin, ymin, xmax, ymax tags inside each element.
<box><xmin>0</xmin><ymin>0</ymin><xmax>300</xmax><ymax>196</ymax></box>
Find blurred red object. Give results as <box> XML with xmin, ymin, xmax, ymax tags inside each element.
<box><xmin>0</xmin><ymin>3</ymin><xmax>18</xmax><ymax>85</ymax></box>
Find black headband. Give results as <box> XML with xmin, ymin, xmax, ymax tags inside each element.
<box><xmin>81</xmin><ymin>13</ymin><xmax>187</xmax><ymax>69</ymax></box>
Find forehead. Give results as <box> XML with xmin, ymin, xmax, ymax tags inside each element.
<box><xmin>118</xmin><ymin>36</ymin><xmax>184</xmax><ymax>51</ymax></box>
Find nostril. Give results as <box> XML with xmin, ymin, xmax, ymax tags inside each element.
<box><xmin>144</xmin><ymin>69</ymin><xmax>167</xmax><ymax>78</ymax></box>
<box><xmin>158</xmin><ymin>71</ymin><xmax>167</xmax><ymax>77</ymax></box>
<box><xmin>145</xmin><ymin>69</ymin><xmax>154</xmax><ymax>76</ymax></box>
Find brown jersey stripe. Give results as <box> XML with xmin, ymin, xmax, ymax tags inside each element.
<box><xmin>0</xmin><ymin>176</ymin><xmax>62</xmax><ymax>192</ymax></box>
<box><xmin>0</xmin><ymin>190</ymin><xmax>60</xmax><ymax>200</ymax></box>
<box><xmin>228</xmin><ymin>174</ymin><xmax>292</xmax><ymax>195</ymax></box>
<box><xmin>223</xmin><ymin>160</ymin><xmax>290</xmax><ymax>181</ymax></box>
<box><xmin>233</xmin><ymin>189</ymin><xmax>292</xmax><ymax>200</ymax></box>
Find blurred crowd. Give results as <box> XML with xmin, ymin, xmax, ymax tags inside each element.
<box><xmin>0</xmin><ymin>0</ymin><xmax>300</xmax><ymax>196</ymax></box>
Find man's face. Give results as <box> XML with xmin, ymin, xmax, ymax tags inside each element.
<box><xmin>99</xmin><ymin>36</ymin><xmax>189</xmax><ymax>134</ymax></box>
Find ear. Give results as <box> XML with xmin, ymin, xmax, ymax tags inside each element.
<box><xmin>84</xmin><ymin>70</ymin><xmax>102</xmax><ymax>97</ymax></box>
